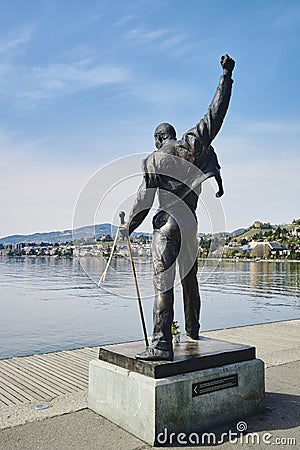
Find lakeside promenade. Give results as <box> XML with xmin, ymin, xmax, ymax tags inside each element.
<box><xmin>0</xmin><ymin>319</ymin><xmax>299</xmax><ymax>449</ymax></box>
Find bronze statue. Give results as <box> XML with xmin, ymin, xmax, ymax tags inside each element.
<box><xmin>120</xmin><ymin>54</ymin><xmax>235</xmax><ymax>361</ymax></box>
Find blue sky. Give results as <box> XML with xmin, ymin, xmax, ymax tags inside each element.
<box><xmin>1</xmin><ymin>0</ymin><xmax>300</xmax><ymax>236</ymax></box>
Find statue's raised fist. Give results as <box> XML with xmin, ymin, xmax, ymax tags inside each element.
<box><xmin>220</xmin><ymin>54</ymin><xmax>235</xmax><ymax>73</ymax></box>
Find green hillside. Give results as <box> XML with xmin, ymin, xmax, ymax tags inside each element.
<box><xmin>233</xmin><ymin>220</ymin><xmax>300</xmax><ymax>244</ymax></box>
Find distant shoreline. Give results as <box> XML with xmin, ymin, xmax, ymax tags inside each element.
<box><xmin>1</xmin><ymin>255</ymin><xmax>299</xmax><ymax>263</ymax></box>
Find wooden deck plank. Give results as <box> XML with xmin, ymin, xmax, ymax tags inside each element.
<box><xmin>75</xmin><ymin>347</ymin><xmax>99</xmax><ymax>355</ymax></box>
<box><xmin>44</xmin><ymin>352</ymin><xmax>91</xmax><ymax>372</ymax></box>
<box><xmin>79</xmin><ymin>347</ymin><xmax>99</xmax><ymax>357</ymax></box>
<box><xmin>1</xmin><ymin>362</ymin><xmax>72</xmax><ymax>396</ymax></box>
<box><xmin>54</xmin><ymin>351</ymin><xmax>95</xmax><ymax>365</ymax></box>
<box><xmin>0</xmin><ymin>383</ymin><xmax>30</xmax><ymax>404</ymax></box>
<box><xmin>72</xmin><ymin>348</ymin><xmax>96</xmax><ymax>357</ymax></box>
<box><xmin>0</xmin><ymin>345</ymin><xmax>99</xmax><ymax>407</ymax></box>
<box><xmin>31</xmin><ymin>350</ymin><xmax>90</xmax><ymax>370</ymax></box>
<box><xmin>3</xmin><ymin>360</ymin><xmax>84</xmax><ymax>393</ymax></box>
<box><xmin>62</xmin><ymin>347</ymin><xmax>97</xmax><ymax>358</ymax></box>
<box><xmin>0</xmin><ymin>393</ymin><xmax>14</xmax><ymax>406</ymax></box>
<box><xmin>6</xmin><ymin>353</ymin><xmax>88</xmax><ymax>380</ymax></box>
<box><xmin>0</xmin><ymin>364</ymin><xmax>60</xmax><ymax>398</ymax></box>
<box><xmin>0</xmin><ymin>385</ymin><xmax>24</xmax><ymax>405</ymax></box>
<box><xmin>46</xmin><ymin>357</ymin><xmax>89</xmax><ymax>374</ymax></box>
<box><xmin>11</xmin><ymin>359</ymin><xmax>88</xmax><ymax>390</ymax></box>
<box><xmin>0</xmin><ymin>374</ymin><xmax>35</xmax><ymax>402</ymax></box>
<box><xmin>0</xmin><ymin>394</ymin><xmax>14</xmax><ymax>407</ymax></box>
<box><xmin>0</xmin><ymin>373</ymin><xmax>43</xmax><ymax>401</ymax></box>
<box><xmin>27</xmin><ymin>354</ymin><xmax>86</xmax><ymax>375</ymax></box>
<box><xmin>22</xmin><ymin>357</ymin><xmax>89</xmax><ymax>386</ymax></box>
<box><xmin>27</xmin><ymin>355</ymin><xmax>89</xmax><ymax>382</ymax></box>
<box><xmin>0</xmin><ymin>399</ymin><xmax>9</xmax><ymax>407</ymax></box>
<box><xmin>54</xmin><ymin>350</ymin><xmax>91</xmax><ymax>363</ymax></box>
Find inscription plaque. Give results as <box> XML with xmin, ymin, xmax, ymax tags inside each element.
<box><xmin>192</xmin><ymin>374</ymin><xmax>238</xmax><ymax>397</ymax></box>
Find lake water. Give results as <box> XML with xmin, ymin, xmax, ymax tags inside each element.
<box><xmin>0</xmin><ymin>256</ymin><xmax>299</xmax><ymax>359</ymax></box>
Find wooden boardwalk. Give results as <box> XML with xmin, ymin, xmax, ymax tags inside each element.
<box><xmin>0</xmin><ymin>347</ymin><xmax>99</xmax><ymax>408</ymax></box>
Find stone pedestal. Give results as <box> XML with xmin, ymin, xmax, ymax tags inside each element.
<box><xmin>88</xmin><ymin>337</ymin><xmax>265</xmax><ymax>446</ymax></box>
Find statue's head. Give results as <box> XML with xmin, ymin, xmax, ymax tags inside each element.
<box><xmin>154</xmin><ymin>123</ymin><xmax>177</xmax><ymax>149</ymax></box>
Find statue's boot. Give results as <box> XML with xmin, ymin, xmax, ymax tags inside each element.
<box><xmin>185</xmin><ymin>332</ymin><xmax>199</xmax><ymax>341</ymax></box>
<box><xmin>135</xmin><ymin>347</ymin><xmax>173</xmax><ymax>361</ymax></box>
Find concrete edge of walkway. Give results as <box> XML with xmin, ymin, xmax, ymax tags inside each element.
<box><xmin>0</xmin><ymin>391</ymin><xmax>87</xmax><ymax>430</ymax></box>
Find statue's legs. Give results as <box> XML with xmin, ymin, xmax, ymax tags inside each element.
<box><xmin>180</xmin><ymin>261</ymin><xmax>201</xmax><ymax>339</ymax></box>
<box><xmin>151</xmin><ymin>230</ymin><xmax>178</xmax><ymax>353</ymax></box>
<box><xmin>136</xmin><ymin>218</ymin><xmax>200</xmax><ymax>360</ymax></box>
<box><xmin>178</xmin><ymin>226</ymin><xmax>201</xmax><ymax>339</ymax></box>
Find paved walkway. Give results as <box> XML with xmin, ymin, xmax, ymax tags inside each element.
<box><xmin>0</xmin><ymin>319</ymin><xmax>299</xmax><ymax>449</ymax></box>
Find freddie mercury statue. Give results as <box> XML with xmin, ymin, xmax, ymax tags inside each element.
<box><xmin>120</xmin><ymin>54</ymin><xmax>235</xmax><ymax>361</ymax></box>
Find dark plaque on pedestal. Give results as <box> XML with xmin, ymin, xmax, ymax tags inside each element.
<box><xmin>192</xmin><ymin>373</ymin><xmax>239</xmax><ymax>397</ymax></box>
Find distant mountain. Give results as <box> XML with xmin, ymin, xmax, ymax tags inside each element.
<box><xmin>0</xmin><ymin>224</ymin><xmax>263</xmax><ymax>245</ymax></box>
<box><xmin>197</xmin><ymin>228</ymin><xmax>247</xmax><ymax>239</ymax></box>
<box><xmin>231</xmin><ymin>228</ymin><xmax>247</xmax><ymax>237</ymax></box>
<box><xmin>0</xmin><ymin>230</ymin><xmax>74</xmax><ymax>245</ymax></box>
<box><xmin>0</xmin><ymin>224</ymin><xmax>150</xmax><ymax>245</ymax></box>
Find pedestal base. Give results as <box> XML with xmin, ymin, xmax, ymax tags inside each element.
<box><xmin>88</xmin><ymin>338</ymin><xmax>265</xmax><ymax>446</ymax></box>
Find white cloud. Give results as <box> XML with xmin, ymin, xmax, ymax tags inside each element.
<box><xmin>0</xmin><ymin>57</ymin><xmax>130</xmax><ymax>105</ymax></box>
<box><xmin>26</xmin><ymin>60</ymin><xmax>129</xmax><ymax>99</ymax></box>
<box><xmin>126</xmin><ymin>26</ymin><xmax>168</xmax><ymax>43</ymax></box>
<box><xmin>114</xmin><ymin>14</ymin><xmax>135</xmax><ymax>27</ymax></box>
<box><xmin>0</xmin><ymin>22</ymin><xmax>129</xmax><ymax>105</ymax></box>
<box><xmin>0</xmin><ymin>26</ymin><xmax>34</xmax><ymax>54</ymax></box>
<box><xmin>124</xmin><ymin>23</ymin><xmax>196</xmax><ymax>58</ymax></box>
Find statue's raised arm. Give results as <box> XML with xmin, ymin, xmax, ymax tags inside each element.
<box><xmin>182</xmin><ymin>54</ymin><xmax>235</xmax><ymax>149</ymax></box>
